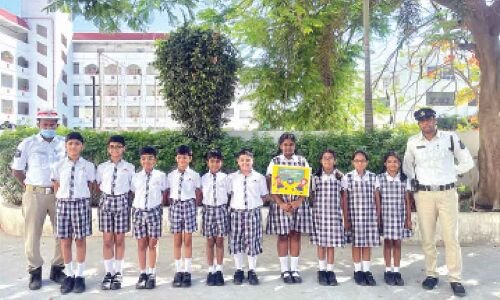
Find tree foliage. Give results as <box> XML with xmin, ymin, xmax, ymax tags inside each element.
<box><xmin>154</xmin><ymin>26</ymin><xmax>240</xmax><ymax>142</ymax></box>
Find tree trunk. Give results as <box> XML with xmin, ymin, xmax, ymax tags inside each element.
<box><xmin>363</xmin><ymin>0</ymin><xmax>374</xmax><ymax>131</ymax></box>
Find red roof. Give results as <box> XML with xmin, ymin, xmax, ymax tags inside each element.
<box><xmin>0</xmin><ymin>9</ymin><xmax>30</xmax><ymax>30</ymax></box>
<box><xmin>73</xmin><ymin>32</ymin><xmax>167</xmax><ymax>41</ymax></box>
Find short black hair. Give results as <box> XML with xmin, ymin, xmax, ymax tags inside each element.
<box><xmin>351</xmin><ymin>149</ymin><xmax>369</xmax><ymax>161</ymax></box>
<box><xmin>66</xmin><ymin>132</ymin><xmax>84</xmax><ymax>143</ymax></box>
<box><xmin>236</xmin><ymin>148</ymin><xmax>253</xmax><ymax>158</ymax></box>
<box><xmin>108</xmin><ymin>135</ymin><xmax>125</xmax><ymax>146</ymax></box>
<box><xmin>140</xmin><ymin>146</ymin><xmax>157</xmax><ymax>157</ymax></box>
<box><xmin>206</xmin><ymin>149</ymin><xmax>223</xmax><ymax>160</ymax></box>
<box><xmin>176</xmin><ymin>144</ymin><xmax>192</xmax><ymax>156</ymax></box>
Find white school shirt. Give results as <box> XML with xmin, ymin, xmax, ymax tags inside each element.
<box><xmin>341</xmin><ymin>170</ymin><xmax>376</xmax><ymax>190</ymax></box>
<box><xmin>52</xmin><ymin>157</ymin><xmax>96</xmax><ymax>199</ymax></box>
<box><xmin>131</xmin><ymin>169</ymin><xmax>167</xmax><ymax>209</ymax></box>
<box><xmin>96</xmin><ymin>160</ymin><xmax>135</xmax><ymax>195</ymax></box>
<box><xmin>228</xmin><ymin>170</ymin><xmax>268</xmax><ymax>210</ymax></box>
<box><xmin>265</xmin><ymin>154</ymin><xmax>309</xmax><ymax>175</ymax></box>
<box><xmin>374</xmin><ymin>172</ymin><xmax>411</xmax><ymax>191</ymax></box>
<box><xmin>11</xmin><ymin>133</ymin><xmax>66</xmax><ymax>187</ymax></box>
<box><xmin>167</xmin><ymin>168</ymin><xmax>201</xmax><ymax>201</ymax></box>
<box><xmin>311</xmin><ymin>170</ymin><xmax>341</xmax><ymax>192</ymax></box>
<box><xmin>201</xmin><ymin>171</ymin><xmax>230</xmax><ymax>206</ymax></box>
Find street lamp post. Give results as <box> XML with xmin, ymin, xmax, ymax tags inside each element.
<box><xmin>91</xmin><ymin>75</ymin><xmax>96</xmax><ymax>129</ymax></box>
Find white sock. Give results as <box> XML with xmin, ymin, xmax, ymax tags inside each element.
<box><xmin>115</xmin><ymin>259</ymin><xmax>123</xmax><ymax>274</ymax></box>
<box><xmin>140</xmin><ymin>269</ymin><xmax>146</xmax><ymax>274</ymax></box>
<box><xmin>65</xmin><ymin>262</ymin><xmax>74</xmax><ymax>277</ymax></box>
<box><xmin>362</xmin><ymin>261</ymin><xmax>371</xmax><ymax>272</ymax></box>
<box><xmin>104</xmin><ymin>259</ymin><xmax>114</xmax><ymax>274</ymax></box>
<box><xmin>215</xmin><ymin>264</ymin><xmax>223</xmax><ymax>272</ymax></box>
<box><xmin>385</xmin><ymin>266</ymin><xmax>392</xmax><ymax>272</ymax></box>
<box><xmin>248</xmin><ymin>255</ymin><xmax>257</xmax><ymax>271</ymax></box>
<box><xmin>208</xmin><ymin>265</ymin><xmax>215</xmax><ymax>273</ymax></box>
<box><xmin>327</xmin><ymin>264</ymin><xmax>334</xmax><ymax>271</ymax></box>
<box><xmin>393</xmin><ymin>266</ymin><xmax>400</xmax><ymax>273</ymax></box>
<box><xmin>234</xmin><ymin>253</ymin><xmax>243</xmax><ymax>270</ymax></box>
<box><xmin>279</xmin><ymin>256</ymin><xmax>289</xmax><ymax>273</ymax></box>
<box><xmin>318</xmin><ymin>259</ymin><xmax>327</xmax><ymax>271</ymax></box>
<box><xmin>184</xmin><ymin>258</ymin><xmax>192</xmax><ymax>273</ymax></box>
<box><xmin>290</xmin><ymin>256</ymin><xmax>299</xmax><ymax>272</ymax></box>
<box><xmin>175</xmin><ymin>259</ymin><xmax>183</xmax><ymax>272</ymax></box>
<box><xmin>76</xmin><ymin>262</ymin><xmax>85</xmax><ymax>277</ymax></box>
<box><xmin>354</xmin><ymin>262</ymin><xmax>362</xmax><ymax>272</ymax></box>
<box><xmin>149</xmin><ymin>267</ymin><xmax>156</xmax><ymax>275</ymax></box>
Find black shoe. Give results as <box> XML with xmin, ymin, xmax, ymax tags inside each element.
<box><xmin>136</xmin><ymin>273</ymin><xmax>148</xmax><ymax>289</ymax></box>
<box><xmin>111</xmin><ymin>272</ymin><xmax>122</xmax><ymax>290</ymax></box>
<box><xmin>327</xmin><ymin>271</ymin><xmax>338</xmax><ymax>286</ymax></box>
<box><xmin>318</xmin><ymin>270</ymin><xmax>328</xmax><ymax>286</ymax></box>
<box><xmin>214</xmin><ymin>271</ymin><xmax>225</xmax><ymax>286</ymax></box>
<box><xmin>101</xmin><ymin>272</ymin><xmax>113</xmax><ymax>290</ymax></box>
<box><xmin>450</xmin><ymin>282</ymin><xmax>466</xmax><ymax>297</ymax></box>
<box><xmin>60</xmin><ymin>275</ymin><xmax>74</xmax><ymax>294</ymax></box>
<box><xmin>28</xmin><ymin>267</ymin><xmax>42</xmax><ymax>290</ymax></box>
<box><xmin>73</xmin><ymin>276</ymin><xmax>86</xmax><ymax>293</ymax></box>
<box><xmin>384</xmin><ymin>271</ymin><xmax>395</xmax><ymax>285</ymax></box>
<box><xmin>354</xmin><ymin>271</ymin><xmax>366</xmax><ymax>286</ymax></box>
<box><xmin>282</xmin><ymin>271</ymin><xmax>293</xmax><ymax>284</ymax></box>
<box><xmin>172</xmin><ymin>272</ymin><xmax>183</xmax><ymax>288</ymax></box>
<box><xmin>146</xmin><ymin>273</ymin><xmax>156</xmax><ymax>289</ymax></box>
<box><xmin>50</xmin><ymin>265</ymin><xmax>66</xmax><ymax>284</ymax></box>
<box><xmin>365</xmin><ymin>271</ymin><xmax>376</xmax><ymax>286</ymax></box>
<box><xmin>207</xmin><ymin>272</ymin><xmax>215</xmax><ymax>286</ymax></box>
<box><xmin>422</xmin><ymin>276</ymin><xmax>439</xmax><ymax>290</ymax></box>
<box><xmin>233</xmin><ymin>269</ymin><xmax>244</xmax><ymax>285</ymax></box>
<box><xmin>290</xmin><ymin>271</ymin><xmax>302</xmax><ymax>284</ymax></box>
<box><xmin>248</xmin><ymin>270</ymin><xmax>259</xmax><ymax>285</ymax></box>
<box><xmin>182</xmin><ymin>272</ymin><xmax>191</xmax><ymax>287</ymax></box>
<box><xmin>393</xmin><ymin>272</ymin><xmax>404</xmax><ymax>286</ymax></box>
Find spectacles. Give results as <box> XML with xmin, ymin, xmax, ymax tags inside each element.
<box><xmin>353</xmin><ymin>159</ymin><xmax>367</xmax><ymax>163</ymax></box>
<box><xmin>108</xmin><ymin>145</ymin><xmax>124</xmax><ymax>149</ymax></box>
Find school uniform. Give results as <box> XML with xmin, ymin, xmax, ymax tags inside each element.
<box><xmin>310</xmin><ymin>170</ymin><xmax>346</xmax><ymax>247</ymax></box>
<box><xmin>131</xmin><ymin>169</ymin><xmax>167</xmax><ymax>239</ymax></box>
<box><xmin>227</xmin><ymin>170</ymin><xmax>268</xmax><ymax>256</ymax></box>
<box><xmin>167</xmin><ymin>168</ymin><xmax>201</xmax><ymax>233</ymax></box>
<box><xmin>51</xmin><ymin>157</ymin><xmax>96</xmax><ymax>240</ymax></box>
<box><xmin>201</xmin><ymin>171</ymin><xmax>230</xmax><ymax>237</ymax></box>
<box><xmin>341</xmin><ymin>170</ymin><xmax>380</xmax><ymax>247</ymax></box>
<box><xmin>265</xmin><ymin>154</ymin><xmax>313</xmax><ymax>235</ymax></box>
<box><xmin>96</xmin><ymin>160</ymin><xmax>135</xmax><ymax>233</ymax></box>
<box><xmin>376</xmin><ymin>173</ymin><xmax>412</xmax><ymax>240</ymax></box>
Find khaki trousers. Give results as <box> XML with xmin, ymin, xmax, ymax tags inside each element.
<box><xmin>414</xmin><ymin>189</ymin><xmax>462</xmax><ymax>282</ymax></box>
<box><xmin>22</xmin><ymin>190</ymin><xmax>63</xmax><ymax>272</ymax></box>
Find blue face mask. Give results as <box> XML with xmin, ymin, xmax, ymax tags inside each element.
<box><xmin>40</xmin><ymin>129</ymin><xmax>56</xmax><ymax>139</ymax></box>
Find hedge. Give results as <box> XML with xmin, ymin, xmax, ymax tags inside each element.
<box><xmin>0</xmin><ymin>127</ymin><xmax>415</xmax><ymax>206</ymax></box>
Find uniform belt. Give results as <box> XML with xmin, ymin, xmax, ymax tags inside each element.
<box><xmin>26</xmin><ymin>184</ymin><xmax>54</xmax><ymax>194</ymax></box>
<box><xmin>417</xmin><ymin>183</ymin><xmax>455</xmax><ymax>192</ymax></box>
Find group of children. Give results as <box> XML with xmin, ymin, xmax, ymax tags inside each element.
<box><xmin>50</xmin><ymin>132</ymin><xmax>412</xmax><ymax>294</ymax></box>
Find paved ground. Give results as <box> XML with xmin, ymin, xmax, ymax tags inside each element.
<box><xmin>0</xmin><ymin>231</ymin><xmax>498</xmax><ymax>300</ymax></box>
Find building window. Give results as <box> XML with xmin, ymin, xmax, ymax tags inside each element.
<box><xmin>146</xmin><ymin>63</ymin><xmax>159</xmax><ymax>75</ymax></box>
<box><xmin>1</xmin><ymin>99</ymin><xmax>13</xmax><ymax>114</ymax></box>
<box><xmin>62</xmin><ymin>71</ymin><xmax>67</xmax><ymax>84</ymax></box>
<box><xmin>37</xmin><ymin>42</ymin><xmax>47</xmax><ymax>56</ymax></box>
<box><xmin>126</xmin><ymin>64</ymin><xmax>141</xmax><ymax>75</ymax></box>
<box><xmin>62</xmin><ymin>114</ymin><xmax>68</xmax><ymax>127</ymax></box>
<box><xmin>468</xmin><ymin>99</ymin><xmax>478</xmax><ymax>106</ymax></box>
<box><xmin>104</xmin><ymin>64</ymin><xmax>121</xmax><ymax>75</ymax></box>
<box><xmin>146</xmin><ymin>106</ymin><xmax>157</xmax><ymax>118</ymax></box>
<box><xmin>85</xmin><ymin>84</ymin><xmax>100</xmax><ymax>96</ymax></box>
<box><xmin>84</xmin><ymin>64</ymin><xmax>98</xmax><ymax>75</ymax></box>
<box><xmin>36</xmin><ymin>24</ymin><xmax>47</xmax><ymax>38</ymax></box>
<box><xmin>37</xmin><ymin>85</ymin><xmax>48</xmax><ymax>101</ymax></box>
<box><xmin>17</xmin><ymin>56</ymin><xmax>29</xmax><ymax>68</ymax></box>
<box><xmin>1</xmin><ymin>51</ymin><xmax>14</xmax><ymax>64</ymax></box>
<box><xmin>73</xmin><ymin>62</ymin><xmax>79</xmax><ymax>74</ymax></box>
<box><xmin>18</xmin><ymin>102</ymin><xmax>29</xmax><ymax>115</ymax></box>
<box><xmin>126</xmin><ymin>85</ymin><xmax>141</xmax><ymax>96</ymax></box>
<box><xmin>73</xmin><ymin>84</ymin><xmax>80</xmax><ymax>96</ymax></box>
<box><xmin>1</xmin><ymin>74</ymin><xmax>13</xmax><ymax>88</ymax></box>
<box><xmin>17</xmin><ymin>78</ymin><xmax>29</xmax><ymax>92</ymax></box>
<box><xmin>62</xmin><ymin>93</ymin><xmax>68</xmax><ymax>106</ymax></box>
<box><xmin>37</xmin><ymin>62</ymin><xmax>47</xmax><ymax>77</ymax></box>
<box><xmin>104</xmin><ymin>106</ymin><xmax>119</xmax><ymax>117</ymax></box>
<box><xmin>84</xmin><ymin>106</ymin><xmax>100</xmax><ymax>118</ymax></box>
<box><xmin>426</xmin><ymin>66</ymin><xmax>455</xmax><ymax>80</ymax></box>
<box><xmin>61</xmin><ymin>51</ymin><xmax>67</xmax><ymax>64</ymax></box>
<box><xmin>426</xmin><ymin>91</ymin><xmax>455</xmax><ymax>106</ymax></box>
<box><xmin>73</xmin><ymin>106</ymin><xmax>79</xmax><ymax>117</ymax></box>
<box><xmin>146</xmin><ymin>85</ymin><xmax>158</xmax><ymax>96</ymax></box>
<box><xmin>127</xmin><ymin>106</ymin><xmax>141</xmax><ymax>118</ymax></box>
<box><xmin>61</xmin><ymin>34</ymin><xmax>67</xmax><ymax>47</ymax></box>
<box><xmin>104</xmin><ymin>85</ymin><xmax>120</xmax><ymax>96</ymax></box>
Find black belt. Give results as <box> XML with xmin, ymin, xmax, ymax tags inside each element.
<box><xmin>417</xmin><ymin>183</ymin><xmax>455</xmax><ymax>191</ymax></box>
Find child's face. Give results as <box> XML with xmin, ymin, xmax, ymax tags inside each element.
<box><xmin>321</xmin><ymin>152</ymin><xmax>336</xmax><ymax>172</ymax></box>
<box><xmin>66</xmin><ymin>139</ymin><xmax>84</xmax><ymax>158</ymax></box>
<box><xmin>207</xmin><ymin>157</ymin><xmax>222</xmax><ymax>173</ymax></box>
<box><xmin>176</xmin><ymin>154</ymin><xmax>192</xmax><ymax>171</ymax></box>
<box><xmin>108</xmin><ymin>142</ymin><xmax>125</xmax><ymax>160</ymax></box>
<box><xmin>279</xmin><ymin>138</ymin><xmax>296</xmax><ymax>158</ymax></box>
<box><xmin>384</xmin><ymin>155</ymin><xmax>400</xmax><ymax>174</ymax></box>
<box><xmin>140</xmin><ymin>154</ymin><xmax>156</xmax><ymax>172</ymax></box>
<box><xmin>352</xmin><ymin>153</ymin><xmax>368</xmax><ymax>173</ymax></box>
<box><xmin>237</xmin><ymin>154</ymin><xmax>253</xmax><ymax>173</ymax></box>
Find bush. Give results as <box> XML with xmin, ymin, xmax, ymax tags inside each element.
<box><xmin>0</xmin><ymin>128</ymin><xmax>415</xmax><ymax>206</ymax></box>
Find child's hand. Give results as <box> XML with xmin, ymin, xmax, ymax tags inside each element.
<box><xmin>405</xmin><ymin>218</ymin><xmax>412</xmax><ymax>230</ymax></box>
<box><xmin>344</xmin><ymin>220</ymin><xmax>351</xmax><ymax>231</ymax></box>
<box><xmin>290</xmin><ymin>200</ymin><xmax>302</xmax><ymax>210</ymax></box>
<box><xmin>279</xmin><ymin>202</ymin><xmax>292</xmax><ymax>213</ymax></box>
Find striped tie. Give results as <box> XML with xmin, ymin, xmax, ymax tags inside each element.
<box><xmin>69</xmin><ymin>162</ymin><xmax>76</xmax><ymax>199</ymax></box>
<box><xmin>111</xmin><ymin>163</ymin><xmax>118</xmax><ymax>195</ymax></box>
<box><xmin>243</xmin><ymin>175</ymin><xmax>248</xmax><ymax>209</ymax></box>
<box><xmin>145</xmin><ymin>172</ymin><xmax>151</xmax><ymax>208</ymax></box>
<box><xmin>212</xmin><ymin>173</ymin><xmax>217</xmax><ymax>205</ymax></box>
<box><xmin>178</xmin><ymin>172</ymin><xmax>184</xmax><ymax>201</ymax></box>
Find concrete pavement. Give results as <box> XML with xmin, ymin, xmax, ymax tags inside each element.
<box><xmin>0</xmin><ymin>231</ymin><xmax>498</xmax><ymax>300</ymax></box>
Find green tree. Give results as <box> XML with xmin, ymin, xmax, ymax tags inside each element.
<box><xmin>154</xmin><ymin>26</ymin><xmax>240</xmax><ymax>142</ymax></box>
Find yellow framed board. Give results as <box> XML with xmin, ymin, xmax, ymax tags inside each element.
<box><xmin>271</xmin><ymin>165</ymin><xmax>312</xmax><ymax>197</ymax></box>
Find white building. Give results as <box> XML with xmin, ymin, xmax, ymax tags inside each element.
<box><xmin>0</xmin><ymin>1</ymin><xmax>257</xmax><ymax>130</ymax></box>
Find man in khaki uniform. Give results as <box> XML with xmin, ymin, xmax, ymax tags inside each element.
<box><xmin>403</xmin><ymin>108</ymin><xmax>473</xmax><ymax>297</ymax></box>
<box><xmin>11</xmin><ymin>109</ymin><xmax>67</xmax><ymax>290</ymax></box>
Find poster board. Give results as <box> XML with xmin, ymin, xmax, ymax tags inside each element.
<box><xmin>271</xmin><ymin>165</ymin><xmax>311</xmax><ymax>197</ymax></box>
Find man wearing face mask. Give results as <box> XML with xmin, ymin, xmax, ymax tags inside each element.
<box><xmin>403</xmin><ymin>108</ymin><xmax>473</xmax><ymax>297</ymax></box>
<box><xmin>11</xmin><ymin>109</ymin><xmax>67</xmax><ymax>290</ymax></box>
